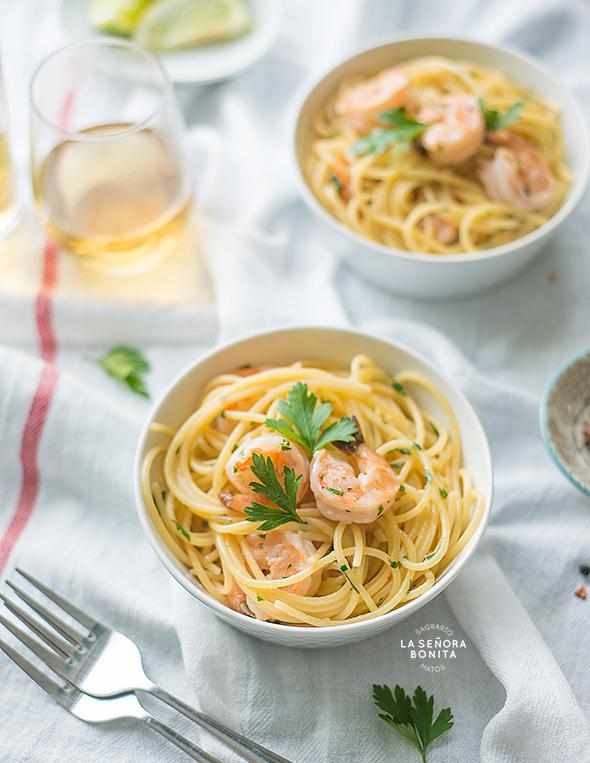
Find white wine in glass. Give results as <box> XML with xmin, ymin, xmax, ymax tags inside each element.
<box><xmin>30</xmin><ymin>40</ymin><xmax>192</xmax><ymax>274</ymax></box>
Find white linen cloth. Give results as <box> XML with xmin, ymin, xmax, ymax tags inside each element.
<box><xmin>1</xmin><ymin>0</ymin><xmax>590</xmax><ymax>761</ymax></box>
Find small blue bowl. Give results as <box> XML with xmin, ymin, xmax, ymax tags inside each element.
<box><xmin>540</xmin><ymin>350</ymin><xmax>590</xmax><ymax>496</ymax></box>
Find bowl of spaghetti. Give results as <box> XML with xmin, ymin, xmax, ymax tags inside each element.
<box><xmin>135</xmin><ymin>327</ymin><xmax>492</xmax><ymax>647</ymax></box>
<box><xmin>292</xmin><ymin>37</ymin><xmax>589</xmax><ymax>299</ymax></box>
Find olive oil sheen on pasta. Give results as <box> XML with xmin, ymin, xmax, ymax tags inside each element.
<box><xmin>33</xmin><ymin>124</ymin><xmax>190</xmax><ymax>271</ymax></box>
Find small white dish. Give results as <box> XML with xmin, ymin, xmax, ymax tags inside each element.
<box><xmin>291</xmin><ymin>36</ymin><xmax>590</xmax><ymax>299</ymax></box>
<box><xmin>61</xmin><ymin>0</ymin><xmax>281</xmax><ymax>85</ymax></box>
<box><xmin>134</xmin><ymin>326</ymin><xmax>493</xmax><ymax>648</ymax></box>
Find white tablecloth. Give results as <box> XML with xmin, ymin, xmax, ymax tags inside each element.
<box><xmin>1</xmin><ymin>1</ymin><xmax>590</xmax><ymax>761</ymax></box>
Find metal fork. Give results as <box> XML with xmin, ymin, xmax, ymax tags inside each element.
<box><xmin>0</xmin><ymin>569</ymin><xmax>290</xmax><ymax>763</ymax></box>
<box><xmin>0</xmin><ymin>636</ymin><xmax>220</xmax><ymax>762</ymax></box>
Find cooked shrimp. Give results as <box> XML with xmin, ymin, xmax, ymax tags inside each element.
<box><xmin>418</xmin><ymin>94</ymin><xmax>484</xmax><ymax>166</ymax></box>
<box><xmin>225</xmin><ymin>531</ymin><xmax>319</xmax><ymax>620</ymax></box>
<box><xmin>248</xmin><ymin>531</ymin><xmax>319</xmax><ymax>596</ymax></box>
<box><xmin>226</xmin><ymin>581</ymin><xmax>270</xmax><ymax>620</ymax></box>
<box><xmin>226</xmin><ymin>580</ymin><xmax>252</xmax><ymax>616</ymax></box>
<box><xmin>219</xmin><ymin>490</ymin><xmax>275</xmax><ymax>515</ymax></box>
<box><xmin>213</xmin><ymin>365</ymin><xmax>268</xmax><ymax>434</ymax></box>
<box><xmin>225</xmin><ymin>433</ymin><xmax>309</xmax><ymax>501</ymax></box>
<box><xmin>334</xmin><ymin>67</ymin><xmax>411</xmax><ymax>133</ymax></box>
<box><xmin>479</xmin><ymin>131</ymin><xmax>555</xmax><ymax>211</ymax></box>
<box><xmin>419</xmin><ymin>214</ymin><xmax>458</xmax><ymax>245</ymax></box>
<box><xmin>310</xmin><ymin>423</ymin><xmax>398</xmax><ymax>524</ymax></box>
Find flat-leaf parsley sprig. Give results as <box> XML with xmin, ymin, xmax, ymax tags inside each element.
<box><xmin>265</xmin><ymin>382</ymin><xmax>358</xmax><ymax>456</ymax></box>
<box><xmin>244</xmin><ymin>453</ymin><xmax>304</xmax><ymax>531</ymax></box>
<box><xmin>351</xmin><ymin>108</ymin><xmax>427</xmax><ymax>157</ymax></box>
<box><xmin>373</xmin><ymin>684</ymin><xmax>453</xmax><ymax>763</ymax></box>
<box><xmin>94</xmin><ymin>345</ymin><xmax>150</xmax><ymax>398</ymax></box>
<box><xmin>479</xmin><ymin>98</ymin><xmax>524</xmax><ymax>131</ymax></box>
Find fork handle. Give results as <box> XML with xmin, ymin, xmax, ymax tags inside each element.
<box><xmin>148</xmin><ymin>686</ymin><xmax>292</xmax><ymax>763</ymax></box>
<box><xmin>143</xmin><ymin>714</ymin><xmax>222</xmax><ymax>763</ymax></box>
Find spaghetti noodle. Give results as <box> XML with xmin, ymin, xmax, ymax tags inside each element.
<box><xmin>306</xmin><ymin>56</ymin><xmax>570</xmax><ymax>255</ymax></box>
<box><xmin>142</xmin><ymin>356</ymin><xmax>484</xmax><ymax>627</ymax></box>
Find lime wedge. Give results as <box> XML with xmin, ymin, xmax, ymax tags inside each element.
<box><xmin>89</xmin><ymin>0</ymin><xmax>154</xmax><ymax>35</ymax></box>
<box><xmin>134</xmin><ymin>0</ymin><xmax>252</xmax><ymax>51</ymax></box>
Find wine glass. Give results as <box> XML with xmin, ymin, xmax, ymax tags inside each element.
<box><xmin>30</xmin><ymin>38</ymin><xmax>192</xmax><ymax>274</ymax></box>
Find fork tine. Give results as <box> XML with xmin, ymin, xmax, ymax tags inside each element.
<box><xmin>5</xmin><ymin>581</ymin><xmax>83</xmax><ymax>645</ymax></box>
<box><xmin>0</xmin><ymin>636</ymin><xmax>63</xmax><ymax>700</ymax></box>
<box><xmin>0</xmin><ymin>611</ymin><xmax>69</xmax><ymax>678</ymax></box>
<box><xmin>1</xmin><ymin>594</ymin><xmax>76</xmax><ymax>659</ymax></box>
<box><xmin>15</xmin><ymin>569</ymin><xmax>97</xmax><ymax>631</ymax></box>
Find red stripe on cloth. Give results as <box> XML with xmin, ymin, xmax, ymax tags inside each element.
<box><xmin>0</xmin><ymin>240</ymin><xmax>60</xmax><ymax>574</ymax></box>
<box><xmin>36</xmin><ymin>240</ymin><xmax>59</xmax><ymax>362</ymax></box>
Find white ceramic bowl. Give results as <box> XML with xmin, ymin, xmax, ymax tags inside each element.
<box><xmin>135</xmin><ymin>327</ymin><xmax>493</xmax><ymax>647</ymax></box>
<box><xmin>292</xmin><ymin>36</ymin><xmax>590</xmax><ymax>299</ymax></box>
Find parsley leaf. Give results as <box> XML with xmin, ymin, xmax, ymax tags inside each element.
<box><xmin>329</xmin><ymin>174</ymin><xmax>343</xmax><ymax>192</ymax></box>
<box><xmin>479</xmin><ymin>99</ymin><xmax>524</xmax><ymax>131</ymax></box>
<box><xmin>351</xmin><ymin>108</ymin><xmax>427</xmax><ymax>157</ymax></box>
<box><xmin>373</xmin><ymin>684</ymin><xmax>453</xmax><ymax>762</ymax></box>
<box><xmin>265</xmin><ymin>382</ymin><xmax>358</xmax><ymax>455</ymax></box>
<box><xmin>174</xmin><ymin>522</ymin><xmax>190</xmax><ymax>541</ymax></box>
<box><xmin>95</xmin><ymin>345</ymin><xmax>150</xmax><ymax>398</ymax></box>
<box><xmin>243</xmin><ymin>453</ymin><xmax>304</xmax><ymax>531</ymax></box>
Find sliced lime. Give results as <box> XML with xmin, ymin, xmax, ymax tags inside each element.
<box><xmin>88</xmin><ymin>0</ymin><xmax>154</xmax><ymax>35</ymax></box>
<box><xmin>134</xmin><ymin>0</ymin><xmax>252</xmax><ymax>51</ymax></box>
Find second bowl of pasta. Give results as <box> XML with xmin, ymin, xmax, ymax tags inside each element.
<box><xmin>292</xmin><ymin>37</ymin><xmax>589</xmax><ymax>298</ymax></box>
<box><xmin>135</xmin><ymin>327</ymin><xmax>493</xmax><ymax>647</ymax></box>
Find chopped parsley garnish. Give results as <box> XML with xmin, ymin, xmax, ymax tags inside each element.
<box><xmin>351</xmin><ymin>108</ymin><xmax>427</xmax><ymax>157</ymax></box>
<box><xmin>424</xmin><ymin>551</ymin><xmax>436</xmax><ymax>561</ymax></box>
<box><xmin>174</xmin><ymin>522</ymin><xmax>190</xmax><ymax>541</ymax></box>
<box><xmin>339</xmin><ymin>564</ymin><xmax>360</xmax><ymax>592</ymax></box>
<box><xmin>392</xmin><ymin>381</ymin><xmax>407</xmax><ymax>396</ymax></box>
<box><xmin>439</xmin><ymin>488</ymin><xmax>448</xmax><ymax>499</ymax></box>
<box><xmin>256</xmin><ymin>595</ymin><xmax>264</xmax><ymax>602</ymax></box>
<box><xmin>398</xmin><ymin>484</ymin><xmax>405</xmax><ymax>493</ymax></box>
<box><xmin>94</xmin><ymin>345</ymin><xmax>150</xmax><ymax>398</ymax></box>
<box><xmin>430</xmin><ymin>422</ymin><xmax>440</xmax><ymax>437</ymax></box>
<box><xmin>479</xmin><ymin>99</ymin><xmax>524</xmax><ymax>131</ymax></box>
<box><xmin>327</xmin><ymin>487</ymin><xmax>344</xmax><ymax>496</ymax></box>
<box><xmin>265</xmin><ymin>382</ymin><xmax>358</xmax><ymax>455</ymax></box>
<box><xmin>425</xmin><ymin>471</ymin><xmax>433</xmax><ymax>484</ymax></box>
<box><xmin>390</xmin><ymin>561</ymin><xmax>398</xmax><ymax>569</ymax></box>
<box><xmin>391</xmin><ymin>462</ymin><xmax>403</xmax><ymax>470</ymax></box>
<box><xmin>329</xmin><ymin>174</ymin><xmax>343</xmax><ymax>192</ymax></box>
<box><xmin>280</xmin><ymin>440</ymin><xmax>292</xmax><ymax>451</ymax></box>
<box><xmin>231</xmin><ymin>444</ymin><xmax>238</xmax><ymax>453</ymax></box>
<box><xmin>243</xmin><ymin>454</ymin><xmax>303</xmax><ymax>531</ymax></box>
<box><xmin>396</xmin><ymin>448</ymin><xmax>412</xmax><ymax>455</ymax></box>
<box><xmin>373</xmin><ymin>684</ymin><xmax>453</xmax><ymax>762</ymax></box>
<box><xmin>413</xmin><ymin>442</ymin><xmax>423</xmax><ymax>451</ymax></box>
